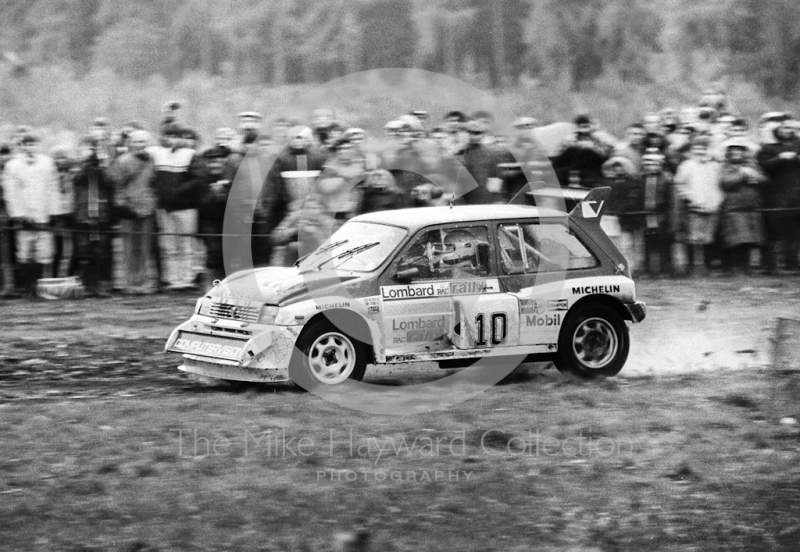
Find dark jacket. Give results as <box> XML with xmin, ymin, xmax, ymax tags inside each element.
<box><xmin>72</xmin><ymin>159</ymin><xmax>115</xmax><ymax>225</ymax></box>
<box><xmin>150</xmin><ymin>146</ymin><xmax>201</xmax><ymax>211</ymax></box>
<box><xmin>607</xmin><ymin>172</ymin><xmax>673</xmax><ymax>233</ymax></box>
<box><xmin>197</xmin><ymin>147</ymin><xmax>239</xmax><ymax>227</ymax></box>
<box><xmin>263</xmin><ymin>145</ymin><xmax>329</xmax><ymax>231</ymax></box>
<box><xmin>551</xmin><ymin>136</ymin><xmax>612</xmax><ymax>188</ymax></box>
<box><xmin>756</xmin><ymin>138</ymin><xmax>800</xmax><ymax>238</ymax></box>
<box><xmin>756</xmin><ymin>139</ymin><xmax>800</xmax><ymax>209</ymax></box>
<box><xmin>456</xmin><ymin>142</ymin><xmax>501</xmax><ymax>205</ymax></box>
<box><xmin>718</xmin><ymin>163</ymin><xmax>766</xmax><ymax>248</ymax></box>
<box><xmin>719</xmin><ymin>165</ymin><xmax>764</xmax><ymax>212</ymax></box>
<box><xmin>382</xmin><ymin>145</ymin><xmax>431</xmax><ymax>208</ymax></box>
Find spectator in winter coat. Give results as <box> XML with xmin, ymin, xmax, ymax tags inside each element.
<box><xmin>0</xmin><ymin>143</ymin><xmax>15</xmax><ymax>297</ymax></box>
<box><xmin>110</xmin><ymin>130</ymin><xmax>159</xmax><ymax>294</ymax></box>
<box><xmin>551</xmin><ymin>114</ymin><xmax>614</xmax><ymax>188</ymax></box>
<box><xmin>1</xmin><ymin>134</ymin><xmax>60</xmax><ymax>294</ymax></box>
<box><xmin>718</xmin><ymin>140</ymin><xmax>766</xmax><ymax>274</ymax></box>
<box><xmin>49</xmin><ymin>146</ymin><xmax>77</xmax><ymax>279</ymax></box>
<box><xmin>263</xmin><ymin>127</ymin><xmax>328</xmax><ymax>267</ymax></box>
<box><xmin>151</xmin><ymin>124</ymin><xmax>201</xmax><ymax>290</ymax></box>
<box><xmin>674</xmin><ymin>137</ymin><xmax>724</xmax><ymax>275</ymax></box>
<box><xmin>639</xmin><ymin>153</ymin><xmax>676</xmax><ymax>277</ymax></box>
<box><xmin>381</xmin><ymin>117</ymin><xmax>433</xmax><ymax>208</ymax></box>
<box><xmin>272</xmin><ymin>137</ymin><xmax>363</xmax><ymax>265</ymax></box>
<box><xmin>602</xmin><ymin>156</ymin><xmax>641</xmax><ymax>273</ymax></box>
<box><xmin>613</xmin><ymin>123</ymin><xmax>647</xmax><ymax>175</ymax></box>
<box><xmin>442</xmin><ymin>110</ymin><xmax>469</xmax><ymax>156</ymax></box>
<box><xmin>196</xmin><ymin>145</ymin><xmax>238</xmax><ymax>284</ymax></box>
<box><xmin>756</xmin><ymin>120</ymin><xmax>800</xmax><ymax>272</ymax></box>
<box><xmin>455</xmin><ymin>120</ymin><xmax>504</xmax><ymax>205</ymax></box>
<box><xmin>72</xmin><ymin>136</ymin><xmax>117</xmax><ymax>296</ymax></box>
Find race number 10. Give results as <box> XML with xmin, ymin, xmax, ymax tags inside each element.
<box><xmin>475</xmin><ymin>312</ymin><xmax>507</xmax><ymax>347</ymax></box>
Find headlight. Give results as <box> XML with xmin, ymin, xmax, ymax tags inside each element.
<box><xmin>194</xmin><ymin>297</ymin><xmax>205</xmax><ymax>314</ymax></box>
<box><xmin>258</xmin><ymin>306</ymin><xmax>280</xmax><ymax>325</ymax></box>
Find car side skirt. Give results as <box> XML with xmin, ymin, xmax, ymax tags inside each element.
<box><xmin>384</xmin><ymin>344</ymin><xmax>555</xmax><ymax>365</ymax></box>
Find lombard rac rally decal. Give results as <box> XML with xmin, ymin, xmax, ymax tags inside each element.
<box><xmin>381</xmin><ymin>279</ymin><xmax>500</xmax><ymax>301</ymax></box>
<box><xmin>390</xmin><ymin>314</ymin><xmax>453</xmax><ymax>345</ymax></box>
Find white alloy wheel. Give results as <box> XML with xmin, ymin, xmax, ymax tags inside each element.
<box><xmin>572</xmin><ymin>317</ymin><xmax>619</xmax><ymax>370</ymax></box>
<box><xmin>307</xmin><ymin>332</ymin><xmax>358</xmax><ymax>384</ymax></box>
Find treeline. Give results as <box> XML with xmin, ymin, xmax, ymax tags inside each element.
<box><xmin>2</xmin><ymin>0</ymin><xmax>800</xmax><ymax>98</ymax></box>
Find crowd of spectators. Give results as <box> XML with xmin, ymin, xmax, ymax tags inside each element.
<box><xmin>1</xmin><ymin>89</ymin><xmax>799</xmax><ymax>299</ymax></box>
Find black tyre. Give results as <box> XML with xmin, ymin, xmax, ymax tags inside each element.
<box><xmin>289</xmin><ymin>320</ymin><xmax>367</xmax><ymax>390</ymax></box>
<box><xmin>554</xmin><ymin>304</ymin><xmax>629</xmax><ymax>378</ymax></box>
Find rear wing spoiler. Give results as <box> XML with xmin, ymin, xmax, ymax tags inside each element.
<box><xmin>570</xmin><ymin>187</ymin><xmax>611</xmax><ymax>222</ymax></box>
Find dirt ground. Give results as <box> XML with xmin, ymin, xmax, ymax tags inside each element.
<box><xmin>1</xmin><ymin>276</ymin><xmax>799</xmax><ymax>551</ymax></box>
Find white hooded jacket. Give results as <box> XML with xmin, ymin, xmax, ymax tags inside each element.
<box><xmin>2</xmin><ymin>153</ymin><xmax>60</xmax><ymax>223</ymax></box>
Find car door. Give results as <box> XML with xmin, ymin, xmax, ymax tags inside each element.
<box><xmin>378</xmin><ymin>223</ymin><xmax>519</xmax><ymax>359</ymax></box>
<box><xmin>496</xmin><ymin>219</ymin><xmax>601</xmax><ymax>347</ymax></box>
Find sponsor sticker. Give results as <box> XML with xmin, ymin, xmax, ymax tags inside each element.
<box><xmin>525</xmin><ymin>314</ymin><xmax>563</xmax><ymax>327</ymax></box>
<box><xmin>363</xmin><ymin>296</ymin><xmax>381</xmax><ymax>316</ymax></box>
<box><xmin>222</xmin><ymin>288</ymin><xmax>259</xmax><ymax>301</ymax></box>
<box><xmin>547</xmin><ymin>299</ymin><xmax>569</xmax><ymax>311</ymax></box>
<box><xmin>172</xmin><ymin>333</ymin><xmax>246</xmax><ymax>361</ymax></box>
<box><xmin>581</xmin><ymin>200</ymin><xmax>605</xmax><ymax>219</ymax></box>
<box><xmin>389</xmin><ymin>315</ymin><xmax>451</xmax><ymax>345</ymax></box>
<box><xmin>315</xmin><ymin>301</ymin><xmax>351</xmax><ymax>312</ymax></box>
<box><xmin>520</xmin><ymin>299</ymin><xmax>548</xmax><ymax>315</ymax></box>
<box><xmin>571</xmin><ymin>285</ymin><xmax>621</xmax><ymax>295</ymax></box>
<box><xmin>381</xmin><ymin>280</ymin><xmax>500</xmax><ymax>302</ymax></box>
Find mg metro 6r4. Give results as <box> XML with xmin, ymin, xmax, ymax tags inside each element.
<box><xmin>166</xmin><ymin>188</ymin><xmax>646</xmax><ymax>388</ymax></box>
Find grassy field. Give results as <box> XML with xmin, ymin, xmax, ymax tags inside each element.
<box><xmin>1</xmin><ymin>277</ymin><xmax>800</xmax><ymax>551</ymax></box>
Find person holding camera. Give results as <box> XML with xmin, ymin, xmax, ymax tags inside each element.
<box><xmin>551</xmin><ymin>114</ymin><xmax>615</xmax><ymax>188</ymax></box>
<box><xmin>72</xmin><ymin>135</ymin><xmax>117</xmax><ymax>297</ymax></box>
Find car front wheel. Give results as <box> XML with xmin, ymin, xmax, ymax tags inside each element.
<box><xmin>555</xmin><ymin>304</ymin><xmax>629</xmax><ymax>378</ymax></box>
<box><xmin>289</xmin><ymin>321</ymin><xmax>367</xmax><ymax>390</ymax></box>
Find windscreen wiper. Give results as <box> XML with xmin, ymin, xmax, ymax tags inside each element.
<box><xmin>314</xmin><ymin>242</ymin><xmax>380</xmax><ymax>271</ymax></box>
<box><xmin>295</xmin><ymin>240</ymin><xmax>349</xmax><ymax>268</ymax></box>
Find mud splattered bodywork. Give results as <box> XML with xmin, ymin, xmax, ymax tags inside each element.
<box><xmin>165</xmin><ymin>188</ymin><xmax>646</xmax><ymax>383</ymax></box>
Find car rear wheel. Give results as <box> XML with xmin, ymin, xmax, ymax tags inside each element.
<box><xmin>555</xmin><ymin>304</ymin><xmax>629</xmax><ymax>378</ymax></box>
<box><xmin>289</xmin><ymin>321</ymin><xmax>367</xmax><ymax>389</ymax></box>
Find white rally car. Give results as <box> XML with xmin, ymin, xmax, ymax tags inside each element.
<box><xmin>166</xmin><ymin>188</ymin><xmax>645</xmax><ymax>388</ymax></box>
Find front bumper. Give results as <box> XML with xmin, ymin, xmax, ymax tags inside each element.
<box><xmin>165</xmin><ymin>316</ymin><xmax>301</xmax><ymax>378</ymax></box>
<box><xmin>625</xmin><ymin>301</ymin><xmax>647</xmax><ymax>323</ymax></box>
<box><xmin>179</xmin><ymin>355</ymin><xmax>290</xmax><ymax>383</ymax></box>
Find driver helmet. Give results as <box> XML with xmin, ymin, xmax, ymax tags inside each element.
<box><xmin>435</xmin><ymin>229</ymin><xmax>479</xmax><ymax>267</ymax></box>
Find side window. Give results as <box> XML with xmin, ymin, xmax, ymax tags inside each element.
<box><xmin>497</xmin><ymin>222</ymin><xmax>598</xmax><ymax>274</ymax></box>
<box><xmin>396</xmin><ymin>226</ymin><xmax>491</xmax><ymax>280</ymax></box>
<box><xmin>498</xmin><ymin>224</ymin><xmax>527</xmax><ymax>275</ymax></box>
<box><xmin>525</xmin><ymin>222</ymin><xmax>598</xmax><ymax>271</ymax></box>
